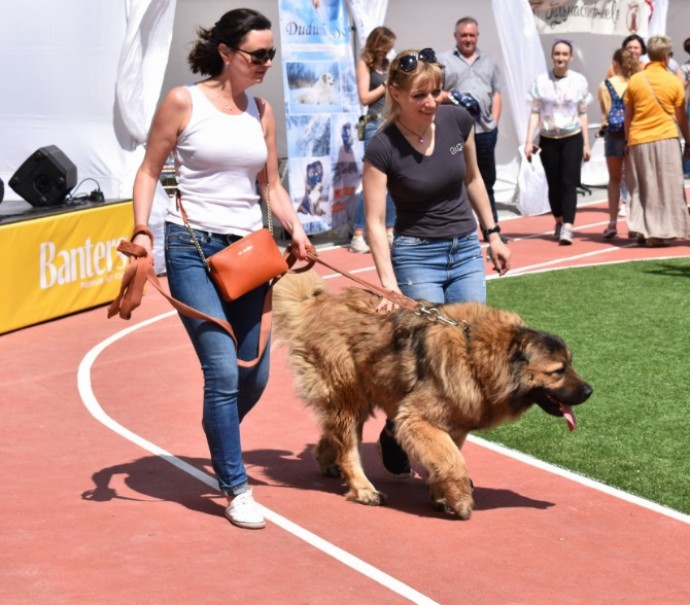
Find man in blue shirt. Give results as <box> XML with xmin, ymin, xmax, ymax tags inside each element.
<box><xmin>440</xmin><ymin>16</ymin><xmax>507</xmax><ymax>241</ymax></box>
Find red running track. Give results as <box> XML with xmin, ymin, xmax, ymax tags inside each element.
<box><xmin>1</xmin><ymin>198</ymin><xmax>689</xmax><ymax>604</ymax></box>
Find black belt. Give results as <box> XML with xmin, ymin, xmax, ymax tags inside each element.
<box><xmin>209</xmin><ymin>232</ymin><xmax>243</xmax><ymax>245</ymax></box>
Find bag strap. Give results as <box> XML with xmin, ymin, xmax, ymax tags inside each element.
<box><xmin>108</xmin><ymin>240</ymin><xmax>278</xmax><ymax>368</ymax></box>
<box><xmin>640</xmin><ymin>73</ymin><xmax>677</xmax><ymax>126</ymax></box>
<box><xmin>604</xmin><ymin>79</ymin><xmax>621</xmax><ymax>104</ymax></box>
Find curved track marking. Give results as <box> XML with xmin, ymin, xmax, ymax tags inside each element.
<box><xmin>77</xmin><ymin>312</ymin><xmax>439</xmax><ymax>605</ymax></box>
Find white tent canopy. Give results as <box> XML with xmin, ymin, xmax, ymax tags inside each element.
<box><xmin>2</xmin><ymin>0</ymin><xmax>686</xmax><ymax>215</ymax></box>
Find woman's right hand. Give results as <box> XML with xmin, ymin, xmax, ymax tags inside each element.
<box><xmin>524</xmin><ymin>143</ymin><xmax>534</xmax><ymax>162</ymax></box>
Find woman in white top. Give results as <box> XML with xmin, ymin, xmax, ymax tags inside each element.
<box><xmin>524</xmin><ymin>40</ymin><xmax>592</xmax><ymax>245</ymax></box>
<box><xmin>131</xmin><ymin>8</ymin><xmax>310</xmax><ymax>530</ymax></box>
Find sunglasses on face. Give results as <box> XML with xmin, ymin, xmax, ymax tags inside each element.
<box><xmin>396</xmin><ymin>48</ymin><xmax>438</xmax><ymax>73</ymax></box>
<box><xmin>233</xmin><ymin>46</ymin><xmax>276</xmax><ymax>65</ymax></box>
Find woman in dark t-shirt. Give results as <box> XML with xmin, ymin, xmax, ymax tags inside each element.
<box><xmin>362</xmin><ymin>48</ymin><xmax>511</xmax><ymax>477</ymax></box>
<box><xmin>363</xmin><ymin>48</ymin><xmax>510</xmax><ymax>304</ymax></box>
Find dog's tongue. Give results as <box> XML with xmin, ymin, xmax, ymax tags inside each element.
<box><xmin>560</xmin><ymin>404</ymin><xmax>576</xmax><ymax>431</ymax></box>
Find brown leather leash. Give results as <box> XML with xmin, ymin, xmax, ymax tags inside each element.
<box><xmin>108</xmin><ymin>241</ymin><xmax>436</xmax><ymax>367</ymax></box>
<box><xmin>297</xmin><ymin>248</ymin><xmax>420</xmax><ymax>312</ymax></box>
<box><xmin>108</xmin><ymin>240</ymin><xmax>276</xmax><ymax>368</ymax></box>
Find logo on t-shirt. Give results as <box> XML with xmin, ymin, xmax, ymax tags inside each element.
<box><xmin>449</xmin><ymin>142</ymin><xmax>464</xmax><ymax>155</ymax></box>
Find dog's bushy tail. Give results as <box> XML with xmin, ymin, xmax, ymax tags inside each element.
<box><xmin>272</xmin><ymin>269</ymin><xmax>327</xmax><ymax>343</ymax></box>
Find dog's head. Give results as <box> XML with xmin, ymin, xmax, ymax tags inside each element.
<box><xmin>511</xmin><ymin>328</ymin><xmax>592</xmax><ymax>431</ymax></box>
<box><xmin>320</xmin><ymin>73</ymin><xmax>334</xmax><ymax>87</ymax></box>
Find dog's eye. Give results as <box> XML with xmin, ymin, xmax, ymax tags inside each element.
<box><xmin>549</xmin><ymin>368</ymin><xmax>566</xmax><ymax>378</ymax></box>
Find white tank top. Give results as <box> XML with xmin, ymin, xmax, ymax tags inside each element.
<box><xmin>167</xmin><ymin>85</ymin><xmax>268</xmax><ymax>235</ymax></box>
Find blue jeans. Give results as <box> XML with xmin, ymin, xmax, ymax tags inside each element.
<box><xmin>391</xmin><ymin>231</ymin><xmax>486</xmax><ymax>304</ymax></box>
<box><xmin>474</xmin><ymin>128</ymin><xmax>499</xmax><ymax>224</ymax></box>
<box><xmin>164</xmin><ymin>222</ymin><xmax>270</xmax><ymax>496</ymax></box>
<box><xmin>354</xmin><ymin>117</ymin><xmax>396</xmax><ymax>231</ymax></box>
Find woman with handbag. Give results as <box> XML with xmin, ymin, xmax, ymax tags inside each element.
<box><xmin>624</xmin><ymin>35</ymin><xmax>690</xmax><ymax>247</ymax></box>
<box><xmin>130</xmin><ymin>8</ymin><xmax>310</xmax><ymax>529</ymax></box>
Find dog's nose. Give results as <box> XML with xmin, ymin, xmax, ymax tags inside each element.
<box><xmin>581</xmin><ymin>383</ymin><xmax>593</xmax><ymax>401</ymax></box>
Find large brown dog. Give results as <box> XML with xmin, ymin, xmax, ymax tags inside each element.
<box><xmin>272</xmin><ymin>270</ymin><xmax>592</xmax><ymax>519</ymax></box>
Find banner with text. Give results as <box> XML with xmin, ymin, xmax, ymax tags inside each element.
<box><xmin>529</xmin><ymin>0</ymin><xmax>653</xmax><ymax>37</ymax></box>
<box><xmin>0</xmin><ymin>202</ymin><xmax>132</xmax><ymax>334</ymax></box>
<box><xmin>278</xmin><ymin>0</ymin><xmax>362</xmax><ymax>235</ymax></box>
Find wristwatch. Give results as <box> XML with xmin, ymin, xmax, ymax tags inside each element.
<box><xmin>483</xmin><ymin>224</ymin><xmax>501</xmax><ymax>238</ymax></box>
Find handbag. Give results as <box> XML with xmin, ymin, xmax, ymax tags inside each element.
<box><xmin>178</xmin><ymin>185</ymin><xmax>288</xmax><ymax>301</ymax></box>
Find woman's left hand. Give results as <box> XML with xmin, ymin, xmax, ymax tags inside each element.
<box><xmin>487</xmin><ymin>237</ymin><xmax>511</xmax><ymax>275</ymax></box>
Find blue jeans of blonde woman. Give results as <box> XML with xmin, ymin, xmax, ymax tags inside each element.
<box><xmin>391</xmin><ymin>231</ymin><xmax>486</xmax><ymax>304</ymax></box>
<box><xmin>354</xmin><ymin>117</ymin><xmax>396</xmax><ymax>232</ymax></box>
<box><xmin>164</xmin><ymin>221</ymin><xmax>270</xmax><ymax>497</ymax></box>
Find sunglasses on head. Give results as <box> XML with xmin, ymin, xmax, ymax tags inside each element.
<box><xmin>397</xmin><ymin>48</ymin><xmax>438</xmax><ymax>73</ymax></box>
<box><xmin>233</xmin><ymin>46</ymin><xmax>277</xmax><ymax>65</ymax></box>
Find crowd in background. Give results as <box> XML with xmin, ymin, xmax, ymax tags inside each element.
<box><xmin>348</xmin><ymin>21</ymin><xmax>690</xmax><ymax>251</ymax></box>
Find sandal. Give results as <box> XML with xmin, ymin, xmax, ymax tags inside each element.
<box><xmin>603</xmin><ymin>222</ymin><xmax>617</xmax><ymax>240</ymax></box>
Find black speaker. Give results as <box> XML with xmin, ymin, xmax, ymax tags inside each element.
<box><xmin>9</xmin><ymin>145</ymin><xmax>77</xmax><ymax>207</ymax></box>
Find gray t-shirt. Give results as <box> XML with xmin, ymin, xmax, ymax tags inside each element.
<box><xmin>438</xmin><ymin>47</ymin><xmax>505</xmax><ymax>133</ymax></box>
<box><xmin>364</xmin><ymin>105</ymin><xmax>477</xmax><ymax>239</ymax></box>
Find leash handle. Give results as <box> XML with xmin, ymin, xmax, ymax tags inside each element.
<box><xmin>108</xmin><ymin>241</ymin><xmax>272</xmax><ymax>368</ymax></box>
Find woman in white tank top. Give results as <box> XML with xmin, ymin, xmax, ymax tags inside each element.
<box><xmin>130</xmin><ymin>8</ymin><xmax>310</xmax><ymax>530</ymax></box>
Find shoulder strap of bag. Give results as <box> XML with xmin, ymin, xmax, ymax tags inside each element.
<box><xmin>641</xmin><ymin>73</ymin><xmax>677</xmax><ymax>125</ymax></box>
<box><xmin>604</xmin><ymin>79</ymin><xmax>620</xmax><ymax>103</ymax></box>
<box><xmin>108</xmin><ymin>240</ymin><xmax>277</xmax><ymax>368</ymax></box>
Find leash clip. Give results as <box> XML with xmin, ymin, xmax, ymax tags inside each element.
<box><xmin>416</xmin><ymin>305</ymin><xmax>461</xmax><ymax>327</ymax></box>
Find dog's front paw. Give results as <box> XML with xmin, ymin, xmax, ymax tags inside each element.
<box><xmin>345</xmin><ymin>487</ymin><xmax>388</xmax><ymax>506</ymax></box>
<box><xmin>430</xmin><ymin>478</ymin><xmax>474</xmax><ymax>519</ymax></box>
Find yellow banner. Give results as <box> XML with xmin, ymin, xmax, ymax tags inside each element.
<box><xmin>0</xmin><ymin>201</ymin><xmax>133</xmax><ymax>334</ymax></box>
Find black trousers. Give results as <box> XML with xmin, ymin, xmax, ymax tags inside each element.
<box><xmin>539</xmin><ymin>132</ymin><xmax>584</xmax><ymax>224</ymax></box>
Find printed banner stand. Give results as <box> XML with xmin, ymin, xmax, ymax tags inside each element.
<box><xmin>278</xmin><ymin>0</ymin><xmax>362</xmax><ymax>236</ymax></box>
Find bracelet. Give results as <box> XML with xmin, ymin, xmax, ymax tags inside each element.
<box><xmin>131</xmin><ymin>224</ymin><xmax>154</xmax><ymax>243</ymax></box>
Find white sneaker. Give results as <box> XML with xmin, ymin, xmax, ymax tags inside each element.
<box><xmin>559</xmin><ymin>226</ymin><xmax>573</xmax><ymax>245</ymax></box>
<box><xmin>349</xmin><ymin>236</ymin><xmax>370</xmax><ymax>254</ymax></box>
<box><xmin>225</xmin><ymin>490</ymin><xmax>266</xmax><ymax>529</ymax></box>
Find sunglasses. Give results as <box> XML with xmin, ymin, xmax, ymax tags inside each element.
<box><xmin>233</xmin><ymin>46</ymin><xmax>277</xmax><ymax>65</ymax></box>
<box><xmin>397</xmin><ymin>48</ymin><xmax>438</xmax><ymax>73</ymax></box>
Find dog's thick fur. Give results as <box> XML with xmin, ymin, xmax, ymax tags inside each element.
<box><xmin>272</xmin><ymin>270</ymin><xmax>592</xmax><ymax>519</ymax></box>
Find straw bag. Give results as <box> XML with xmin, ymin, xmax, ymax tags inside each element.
<box><xmin>177</xmin><ymin>187</ymin><xmax>288</xmax><ymax>301</ymax></box>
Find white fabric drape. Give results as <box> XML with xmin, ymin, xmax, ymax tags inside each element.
<box><xmin>116</xmin><ymin>0</ymin><xmax>177</xmax><ymax>146</ymax></box>
<box><xmin>492</xmin><ymin>0</ymin><xmax>549</xmax><ymax>213</ymax></box>
<box><xmin>345</xmin><ymin>0</ymin><xmax>389</xmax><ymax>51</ymax></box>
<box><xmin>115</xmin><ymin>0</ymin><xmax>178</xmax><ymax>271</ymax></box>
<box><xmin>491</xmin><ymin>0</ymin><xmax>546</xmax><ymax>147</ymax></box>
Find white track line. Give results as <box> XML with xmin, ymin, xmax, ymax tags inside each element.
<box><xmin>77</xmin><ymin>314</ymin><xmax>439</xmax><ymax>605</ymax></box>
<box><xmin>467</xmin><ymin>435</ymin><xmax>690</xmax><ymax>524</ymax></box>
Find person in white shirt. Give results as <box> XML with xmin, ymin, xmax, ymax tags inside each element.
<box><xmin>524</xmin><ymin>40</ymin><xmax>592</xmax><ymax>245</ymax></box>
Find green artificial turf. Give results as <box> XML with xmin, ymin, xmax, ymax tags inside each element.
<box><xmin>480</xmin><ymin>257</ymin><xmax>690</xmax><ymax>514</ymax></box>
